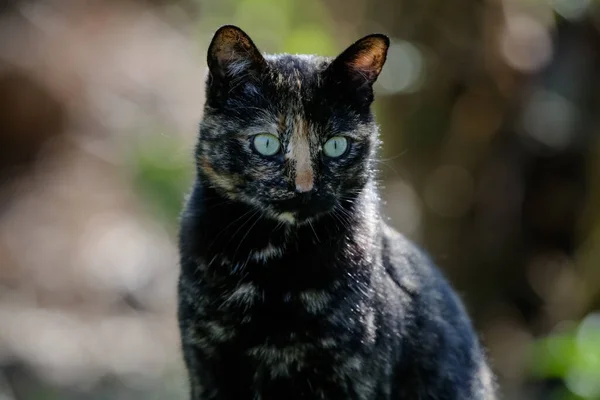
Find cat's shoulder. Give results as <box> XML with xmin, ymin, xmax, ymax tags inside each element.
<box><xmin>380</xmin><ymin>221</ymin><xmax>436</xmax><ymax>281</ymax></box>
<box><xmin>379</xmin><ymin>221</ymin><xmax>458</xmax><ymax>302</ymax></box>
<box><xmin>380</xmin><ymin>219</ymin><xmax>477</xmax><ymax>329</ymax></box>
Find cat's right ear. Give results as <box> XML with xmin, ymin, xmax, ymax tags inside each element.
<box><xmin>207</xmin><ymin>25</ymin><xmax>266</xmax><ymax>81</ymax></box>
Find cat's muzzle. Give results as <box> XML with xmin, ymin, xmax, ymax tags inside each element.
<box><xmin>270</xmin><ymin>192</ymin><xmax>334</xmax><ymax>220</ymax></box>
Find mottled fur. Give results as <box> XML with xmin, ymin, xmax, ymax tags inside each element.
<box><xmin>178</xmin><ymin>25</ymin><xmax>497</xmax><ymax>400</ymax></box>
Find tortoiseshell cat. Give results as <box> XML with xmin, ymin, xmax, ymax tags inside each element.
<box><xmin>177</xmin><ymin>25</ymin><xmax>497</xmax><ymax>400</ymax></box>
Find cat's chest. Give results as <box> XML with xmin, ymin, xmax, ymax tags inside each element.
<box><xmin>193</xmin><ymin>277</ymin><xmax>379</xmax><ymax>400</ymax></box>
<box><xmin>199</xmin><ymin>274</ymin><xmax>347</xmax><ymax>339</ymax></box>
<box><xmin>190</xmin><ymin>256</ymin><xmax>370</xmax><ymax>348</ymax></box>
<box><xmin>179</xmin><ymin>235</ymin><xmax>386</xmax><ymax>399</ymax></box>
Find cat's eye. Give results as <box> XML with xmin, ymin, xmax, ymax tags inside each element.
<box><xmin>252</xmin><ymin>134</ymin><xmax>281</xmax><ymax>156</ymax></box>
<box><xmin>323</xmin><ymin>136</ymin><xmax>348</xmax><ymax>158</ymax></box>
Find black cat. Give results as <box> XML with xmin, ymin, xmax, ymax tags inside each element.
<box><xmin>177</xmin><ymin>25</ymin><xmax>497</xmax><ymax>400</ymax></box>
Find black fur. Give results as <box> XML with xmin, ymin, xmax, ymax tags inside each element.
<box><xmin>177</xmin><ymin>25</ymin><xmax>497</xmax><ymax>400</ymax></box>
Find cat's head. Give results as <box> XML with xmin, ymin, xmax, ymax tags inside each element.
<box><xmin>196</xmin><ymin>25</ymin><xmax>389</xmax><ymax>224</ymax></box>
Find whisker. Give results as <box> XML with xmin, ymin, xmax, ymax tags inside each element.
<box><xmin>335</xmin><ymin>206</ymin><xmax>355</xmax><ymax>228</ymax></box>
<box><xmin>273</xmin><ymin>220</ymin><xmax>285</xmax><ymax>233</ymax></box>
<box><xmin>225</xmin><ymin>209</ymin><xmax>261</xmax><ymax>251</ymax></box>
<box><xmin>202</xmin><ymin>199</ymin><xmax>234</xmax><ymax>212</ymax></box>
<box><xmin>232</xmin><ymin>212</ymin><xmax>263</xmax><ymax>262</ymax></box>
<box><xmin>374</xmin><ymin>160</ymin><xmax>401</xmax><ymax>177</ymax></box>
<box><xmin>308</xmin><ymin>220</ymin><xmax>320</xmax><ymax>243</ymax></box>
<box><xmin>330</xmin><ymin>209</ymin><xmax>345</xmax><ymax>232</ymax></box>
<box><xmin>209</xmin><ymin>208</ymin><xmax>256</xmax><ymax>251</ymax></box>
<box><xmin>374</xmin><ymin>149</ymin><xmax>408</xmax><ymax>163</ymax></box>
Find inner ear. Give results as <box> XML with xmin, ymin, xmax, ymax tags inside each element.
<box><xmin>207</xmin><ymin>25</ymin><xmax>266</xmax><ymax>79</ymax></box>
<box><xmin>327</xmin><ymin>34</ymin><xmax>390</xmax><ymax>86</ymax></box>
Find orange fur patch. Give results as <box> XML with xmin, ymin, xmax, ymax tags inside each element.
<box><xmin>200</xmin><ymin>158</ymin><xmax>238</xmax><ymax>193</ymax></box>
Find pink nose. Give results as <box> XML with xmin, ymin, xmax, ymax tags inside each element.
<box><xmin>295</xmin><ymin>169</ymin><xmax>314</xmax><ymax>193</ymax></box>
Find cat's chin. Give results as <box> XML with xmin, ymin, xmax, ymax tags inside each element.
<box><xmin>274</xmin><ymin>211</ymin><xmax>297</xmax><ymax>224</ymax></box>
<box><xmin>268</xmin><ymin>207</ymin><xmax>334</xmax><ymax>226</ymax></box>
<box><xmin>270</xmin><ymin>209</ymin><xmax>329</xmax><ymax>226</ymax></box>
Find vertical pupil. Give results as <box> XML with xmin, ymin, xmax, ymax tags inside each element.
<box><xmin>266</xmin><ymin>139</ymin><xmax>270</xmax><ymax>148</ymax></box>
<box><xmin>334</xmin><ymin>141</ymin><xmax>337</xmax><ymax>150</ymax></box>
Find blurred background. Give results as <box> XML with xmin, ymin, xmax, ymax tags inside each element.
<box><xmin>0</xmin><ymin>0</ymin><xmax>599</xmax><ymax>398</ymax></box>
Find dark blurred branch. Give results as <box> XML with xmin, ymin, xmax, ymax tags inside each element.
<box><xmin>0</xmin><ymin>68</ymin><xmax>66</xmax><ymax>210</ymax></box>
<box><xmin>0</xmin><ymin>370</ymin><xmax>20</xmax><ymax>400</ymax></box>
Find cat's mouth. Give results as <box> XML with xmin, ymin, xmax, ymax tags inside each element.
<box><xmin>269</xmin><ymin>193</ymin><xmax>335</xmax><ymax>222</ymax></box>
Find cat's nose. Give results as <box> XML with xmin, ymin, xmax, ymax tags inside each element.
<box><xmin>296</xmin><ymin>183</ymin><xmax>313</xmax><ymax>194</ymax></box>
<box><xmin>295</xmin><ymin>183</ymin><xmax>317</xmax><ymax>195</ymax></box>
<box><xmin>295</xmin><ymin>166</ymin><xmax>314</xmax><ymax>193</ymax></box>
<box><xmin>295</xmin><ymin>183</ymin><xmax>313</xmax><ymax>193</ymax></box>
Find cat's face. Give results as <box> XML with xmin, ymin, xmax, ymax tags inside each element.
<box><xmin>197</xmin><ymin>25</ymin><xmax>389</xmax><ymax>224</ymax></box>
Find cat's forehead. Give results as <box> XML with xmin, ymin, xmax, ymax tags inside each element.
<box><xmin>265</xmin><ymin>54</ymin><xmax>331</xmax><ymax>73</ymax></box>
<box><xmin>264</xmin><ymin>54</ymin><xmax>331</xmax><ymax>88</ymax></box>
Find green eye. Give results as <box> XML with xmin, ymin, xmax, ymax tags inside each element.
<box><xmin>252</xmin><ymin>134</ymin><xmax>281</xmax><ymax>156</ymax></box>
<box><xmin>323</xmin><ymin>136</ymin><xmax>348</xmax><ymax>158</ymax></box>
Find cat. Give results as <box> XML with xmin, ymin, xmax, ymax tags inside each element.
<box><xmin>177</xmin><ymin>25</ymin><xmax>497</xmax><ymax>400</ymax></box>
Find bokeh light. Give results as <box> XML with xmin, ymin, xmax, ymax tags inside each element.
<box><xmin>500</xmin><ymin>14</ymin><xmax>553</xmax><ymax>73</ymax></box>
<box><xmin>520</xmin><ymin>88</ymin><xmax>579</xmax><ymax>151</ymax></box>
<box><xmin>377</xmin><ymin>39</ymin><xmax>425</xmax><ymax>95</ymax></box>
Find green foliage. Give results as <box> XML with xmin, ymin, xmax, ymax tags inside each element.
<box><xmin>283</xmin><ymin>25</ymin><xmax>336</xmax><ymax>55</ymax></box>
<box><xmin>129</xmin><ymin>131</ymin><xmax>193</xmax><ymax>229</ymax></box>
<box><xmin>196</xmin><ymin>0</ymin><xmax>337</xmax><ymax>55</ymax></box>
<box><xmin>529</xmin><ymin>314</ymin><xmax>600</xmax><ymax>399</ymax></box>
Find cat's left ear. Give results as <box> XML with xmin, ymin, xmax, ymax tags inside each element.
<box><xmin>207</xmin><ymin>25</ymin><xmax>266</xmax><ymax>80</ymax></box>
<box><xmin>326</xmin><ymin>34</ymin><xmax>390</xmax><ymax>87</ymax></box>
